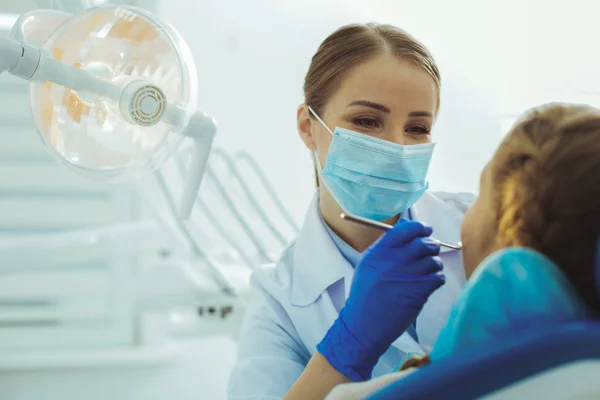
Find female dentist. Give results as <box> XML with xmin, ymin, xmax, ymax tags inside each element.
<box><xmin>228</xmin><ymin>22</ymin><xmax>473</xmax><ymax>399</ymax></box>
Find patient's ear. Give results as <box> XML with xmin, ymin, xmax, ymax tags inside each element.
<box><xmin>399</xmin><ymin>354</ymin><xmax>431</xmax><ymax>371</ymax></box>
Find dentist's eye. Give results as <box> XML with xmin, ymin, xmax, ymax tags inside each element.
<box><xmin>405</xmin><ymin>125</ymin><xmax>431</xmax><ymax>135</ymax></box>
<box><xmin>353</xmin><ymin>117</ymin><xmax>381</xmax><ymax>129</ymax></box>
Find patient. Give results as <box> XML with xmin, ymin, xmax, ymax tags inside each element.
<box><xmin>326</xmin><ymin>102</ymin><xmax>600</xmax><ymax>399</ymax></box>
<box><xmin>460</xmin><ymin>102</ymin><xmax>600</xmax><ymax>310</ymax></box>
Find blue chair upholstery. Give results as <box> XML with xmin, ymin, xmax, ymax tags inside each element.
<box><xmin>367</xmin><ymin>321</ymin><xmax>600</xmax><ymax>400</ymax></box>
<box><xmin>366</xmin><ymin>237</ymin><xmax>600</xmax><ymax>399</ymax></box>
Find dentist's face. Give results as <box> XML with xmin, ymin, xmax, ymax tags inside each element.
<box><xmin>298</xmin><ymin>52</ymin><xmax>438</xmax><ymax>166</ymax></box>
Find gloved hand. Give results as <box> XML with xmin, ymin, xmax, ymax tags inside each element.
<box><xmin>317</xmin><ymin>219</ymin><xmax>446</xmax><ymax>381</ymax></box>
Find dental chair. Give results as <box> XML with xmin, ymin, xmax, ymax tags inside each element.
<box><xmin>368</xmin><ymin>321</ymin><xmax>600</xmax><ymax>399</ymax></box>
<box><xmin>368</xmin><ymin>245</ymin><xmax>600</xmax><ymax>400</ymax></box>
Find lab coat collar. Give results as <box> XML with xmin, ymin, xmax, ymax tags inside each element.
<box><xmin>291</xmin><ymin>191</ymin><xmax>353</xmax><ymax>307</ymax></box>
<box><xmin>290</xmin><ymin>191</ymin><xmax>464</xmax><ymax>306</ymax></box>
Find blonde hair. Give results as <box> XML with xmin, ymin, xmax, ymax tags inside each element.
<box><xmin>490</xmin><ymin>103</ymin><xmax>600</xmax><ymax>313</ymax></box>
<box><xmin>304</xmin><ymin>23</ymin><xmax>441</xmax><ymax>186</ymax></box>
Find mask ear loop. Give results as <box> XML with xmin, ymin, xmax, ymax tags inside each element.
<box><xmin>308</xmin><ymin>106</ymin><xmax>334</xmax><ymax>136</ymax></box>
<box><xmin>306</xmin><ymin>105</ymin><xmax>333</xmax><ymax>175</ymax></box>
<box><xmin>307</xmin><ymin>105</ymin><xmax>348</xmax><ymax>212</ymax></box>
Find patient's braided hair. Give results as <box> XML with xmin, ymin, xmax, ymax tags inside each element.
<box><xmin>490</xmin><ymin>103</ymin><xmax>600</xmax><ymax>314</ymax></box>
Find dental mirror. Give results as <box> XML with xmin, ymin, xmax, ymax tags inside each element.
<box><xmin>341</xmin><ymin>212</ymin><xmax>463</xmax><ymax>251</ymax></box>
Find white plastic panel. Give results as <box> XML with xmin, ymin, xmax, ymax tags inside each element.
<box><xmin>482</xmin><ymin>360</ymin><xmax>600</xmax><ymax>400</ymax></box>
<box><xmin>0</xmin><ymin>221</ymin><xmax>166</xmax><ymax>350</ymax></box>
<box><xmin>0</xmin><ymin>81</ymin><xmax>28</xmax><ymax>120</ymax></box>
<box><xmin>0</xmin><ymin>263</ymin><xmax>135</xmax><ymax>350</ymax></box>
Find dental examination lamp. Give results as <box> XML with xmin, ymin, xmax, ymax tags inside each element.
<box><xmin>0</xmin><ymin>5</ymin><xmax>213</xmax><ymax>219</ymax></box>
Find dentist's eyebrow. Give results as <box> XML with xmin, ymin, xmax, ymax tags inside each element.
<box><xmin>408</xmin><ymin>111</ymin><xmax>433</xmax><ymax>117</ymax></box>
<box><xmin>347</xmin><ymin>101</ymin><xmax>432</xmax><ymax>118</ymax></box>
<box><xmin>347</xmin><ymin>100</ymin><xmax>390</xmax><ymax>113</ymax></box>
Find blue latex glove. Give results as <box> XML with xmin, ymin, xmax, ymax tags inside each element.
<box><xmin>317</xmin><ymin>219</ymin><xmax>445</xmax><ymax>381</ymax></box>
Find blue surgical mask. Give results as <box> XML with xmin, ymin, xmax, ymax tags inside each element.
<box><xmin>309</xmin><ymin>106</ymin><xmax>435</xmax><ymax>221</ymax></box>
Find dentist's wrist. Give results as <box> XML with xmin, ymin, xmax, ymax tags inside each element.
<box><xmin>316</xmin><ymin>313</ymin><xmax>382</xmax><ymax>381</ymax></box>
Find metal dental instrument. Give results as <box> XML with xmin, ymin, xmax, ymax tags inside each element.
<box><xmin>340</xmin><ymin>212</ymin><xmax>463</xmax><ymax>251</ymax></box>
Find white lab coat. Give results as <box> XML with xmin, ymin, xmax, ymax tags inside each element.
<box><xmin>228</xmin><ymin>190</ymin><xmax>474</xmax><ymax>400</ymax></box>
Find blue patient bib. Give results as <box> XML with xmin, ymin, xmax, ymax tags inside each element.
<box><xmin>429</xmin><ymin>247</ymin><xmax>592</xmax><ymax>361</ymax></box>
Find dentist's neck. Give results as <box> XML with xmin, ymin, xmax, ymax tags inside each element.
<box><xmin>319</xmin><ymin>186</ymin><xmax>399</xmax><ymax>253</ymax></box>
